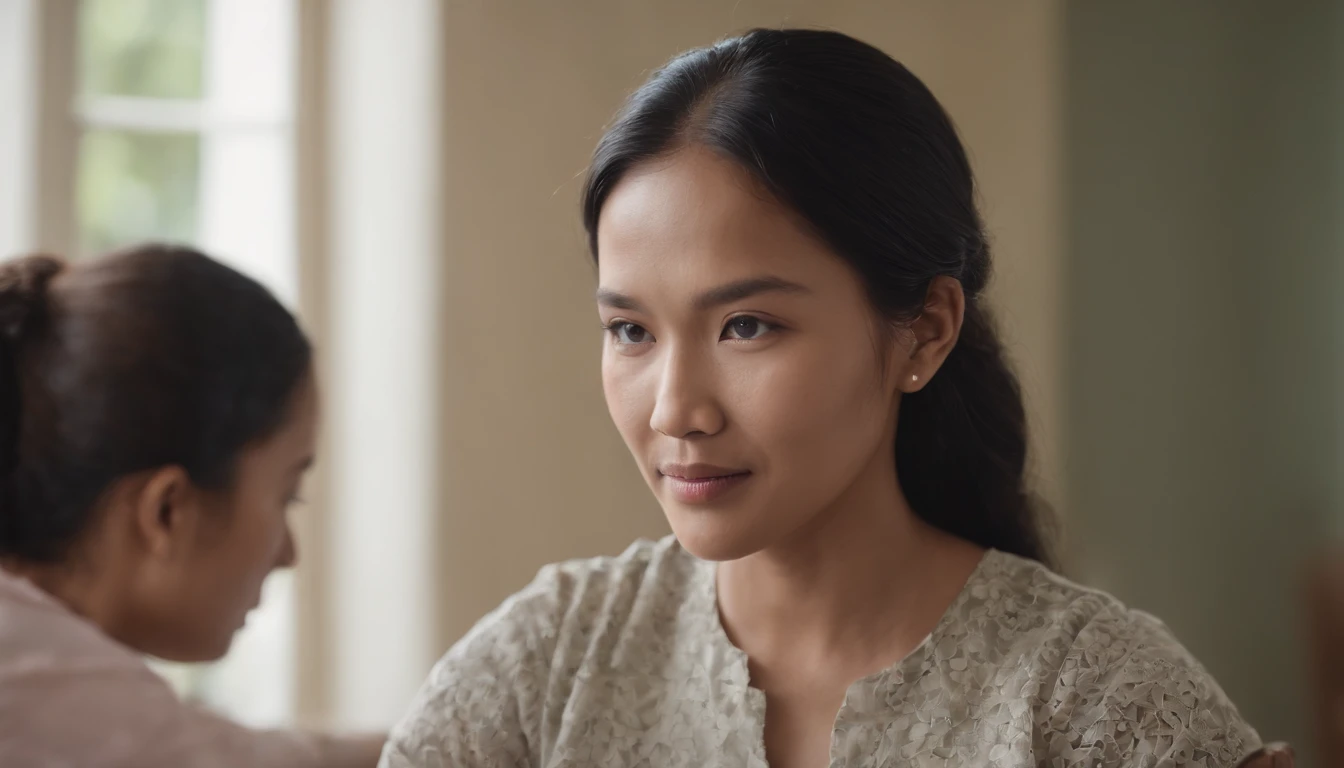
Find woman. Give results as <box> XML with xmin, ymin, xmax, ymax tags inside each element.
<box><xmin>383</xmin><ymin>29</ymin><xmax>1259</xmax><ymax>767</ymax></box>
<box><xmin>0</xmin><ymin>246</ymin><xmax>383</xmax><ymax>766</ymax></box>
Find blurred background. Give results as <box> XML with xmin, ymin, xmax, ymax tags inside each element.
<box><xmin>0</xmin><ymin>0</ymin><xmax>1339</xmax><ymax>763</ymax></box>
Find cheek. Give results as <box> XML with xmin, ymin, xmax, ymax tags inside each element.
<box><xmin>202</xmin><ymin>510</ymin><xmax>285</xmax><ymax>593</ymax></box>
<box><xmin>602</xmin><ymin>355</ymin><xmax>653</xmax><ymax>448</ymax></box>
<box><xmin>733</xmin><ymin>338</ymin><xmax>891</xmax><ymax>467</ymax></box>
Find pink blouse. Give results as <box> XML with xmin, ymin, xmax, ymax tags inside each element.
<box><xmin>0</xmin><ymin>568</ymin><xmax>363</xmax><ymax>767</ymax></box>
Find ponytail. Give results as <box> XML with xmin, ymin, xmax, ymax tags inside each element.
<box><xmin>896</xmin><ymin>298</ymin><xmax>1050</xmax><ymax>563</ymax></box>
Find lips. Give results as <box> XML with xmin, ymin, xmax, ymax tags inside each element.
<box><xmin>659</xmin><ymin>463</ymin><xmax>752</xmax><ymax>504</ymax></box>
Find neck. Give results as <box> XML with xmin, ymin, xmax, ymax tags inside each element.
<box><xmin>716</xmin><ymin>459</ymin><xmax>984</xmax><ymax>673</ymax></box>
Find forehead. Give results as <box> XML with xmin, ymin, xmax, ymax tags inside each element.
<box><xmin>594</xmin><ymin>146</ymin><xmax>844</xmax><ymax>294</ymax></box>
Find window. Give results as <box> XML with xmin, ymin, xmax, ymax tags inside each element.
<box><xmin>72</xmin><ymin>0</ymin><xmax>300</xmax><ymax>727</ymax></box>
<box><xmin>75</xmin><ymin>0</ymin><xmax>205</xmax><ymax>255</ymax></box>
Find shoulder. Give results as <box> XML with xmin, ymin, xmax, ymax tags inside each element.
<box><xmin>385</xmin><ymin>536</ymin><xmax>702</xmax><ymax>766</ymax></box>
<box><xmin>968</xmin><ymin>552</ymin><xmax>1261</xmax><ymax>765</ymax></box>
<box><xmin>0</xmin><ymin>569</ymin><xmax>145</xmax><ymax>666</ymax></box>
<box><xmin>1048</xmin><ymin>605</ymin><xmax>1259</xmax><ymax>765</ymax></box>
<box><xmin>448</xmin><ymin>534</ymin><xmax>700</xmax><ymax>666</ymax></box>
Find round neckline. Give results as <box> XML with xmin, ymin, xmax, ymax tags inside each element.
<box><xmin>696</xmin><ymin>546</ymin><xmax>1001</xmax><ymax>690</ymax></box>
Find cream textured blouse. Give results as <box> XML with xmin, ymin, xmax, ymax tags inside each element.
<box><xmin>383</xmin><ymin>536</ymin><xmax>1259</xmax><ymax>768</ymax></box>
<box><xmin>0</xmin><ymin>568</ymin><xmax>365</xmax><ymax>767</ymax></box>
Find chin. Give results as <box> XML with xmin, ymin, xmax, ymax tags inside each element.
<box><xmin>169</xmin><ymin>627</ymin><xmax>240</xmax><ymax>664</ymax></box>
<box><xmin>200</xmin><ymin>638</ymin><xmax>236</xmax><ymax>663</ymax></box>
<box><xmin>664</xmin><ymin>505</ymin><xmax>776</xmax><ymax>562</ymax></box>
<box><xmin>166</xmin><ymin>640</ymin><xmax>234</xmax><ymax>665</ymax></box>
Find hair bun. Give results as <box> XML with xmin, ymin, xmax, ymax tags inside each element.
<box><xmin>0</xmin><ymin>255</ymin><xmax>65</xmax><ymax>340</ymax></box>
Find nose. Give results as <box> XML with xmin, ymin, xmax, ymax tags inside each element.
<box><xmin>275</xmin><ymin>523</ymin><xmax>298</xmax><ymax>570</ymax></box>
<box><xmin>649</xmin><ymin>342</ymin><xmax>725</xmax><ymax>439</ymax></box>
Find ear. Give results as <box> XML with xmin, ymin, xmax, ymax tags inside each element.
<box><xmin>899</xmin><ymin>275</ymin><xmax>965</xmax><ymax>393</ymax></box>
<box><xmin>131</xmin><ymin>466</ymin><xmax>201</xmax><ymax>560</ymax></box>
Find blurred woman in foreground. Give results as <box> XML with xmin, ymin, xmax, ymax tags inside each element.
<box><xmin>0</xmin><ymin>245</ymin><xmax>383</xmax><ymax>767</ymax></box>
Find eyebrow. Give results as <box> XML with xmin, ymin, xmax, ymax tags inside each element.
<box><xmin>596</xmin><ymin>276</ymin><xmax>810</xmax><ymax>313</ymax></box>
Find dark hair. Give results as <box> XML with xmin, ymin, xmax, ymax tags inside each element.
<box><xmin>581</xmin><ymin>29</ymin><xmax>1050</xmax><ymax>563</ymax></box>
<box><xmin>0</xmin><ymin>244</ymin><xmax>312</xmax><ymax>563</ymax></box>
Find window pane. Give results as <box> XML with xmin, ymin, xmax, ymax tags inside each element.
<box><xmin>76</xmin><ymin>129</ymin><xmax>199</xmax><ymax>256</ymax></box>
<box><xmin>79</xmin><ymin>0</ymin><xmax>207</xmax><ymax>99</ymax></box>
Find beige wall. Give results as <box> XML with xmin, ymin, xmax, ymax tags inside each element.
<box><xmin>431</xmin><ymin>0</ymin><xmax>1065</xmax><ymax>646</ymax></box>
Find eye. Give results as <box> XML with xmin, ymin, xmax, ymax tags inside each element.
<box><xmin>606</xmin><ymin>321</ymin><xmax>654</xmax><ymax>345</ymax></box>
<box><xmin>721</xmin><ymin>315</ymin><xmax>775</xmax><ymax>341</ymax></box>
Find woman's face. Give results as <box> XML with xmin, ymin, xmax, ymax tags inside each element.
<box><xmin>596</xmin><ymin>146</ymin><xmax>909</xmax><ymax>561</ymax></box>
<box><xmin>121</xmin><ymin>373</ymin><xmax>318</xmax><ymax>662</ymax></box>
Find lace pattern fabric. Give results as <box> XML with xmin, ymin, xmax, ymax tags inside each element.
<box><xmin>382</xmin><ymin>537</ymin><xmax>1259</xmax><ymax>767</ymax></box>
